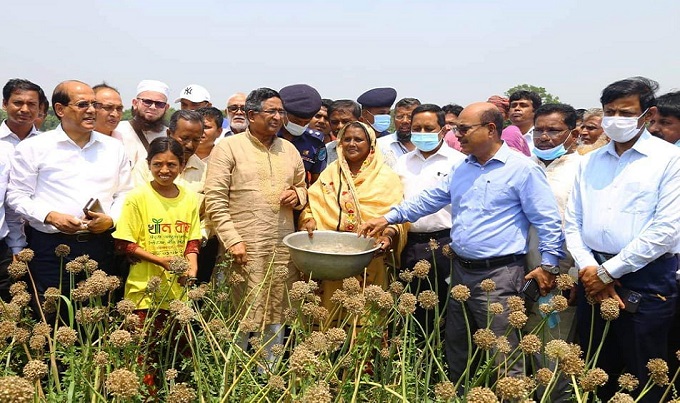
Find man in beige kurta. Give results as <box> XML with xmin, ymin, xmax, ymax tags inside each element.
<box><xmin>204</xmin><ymin>88</ymin><xmax>307</xmax><ymax>356</ymax></box>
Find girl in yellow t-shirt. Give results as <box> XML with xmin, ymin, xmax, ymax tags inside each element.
<box><xmin>113</xmin><ymin>137</ymin><xmax>201</xmax><ymax>310</ymax></box>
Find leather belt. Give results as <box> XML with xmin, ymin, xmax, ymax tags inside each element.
<box><xmin>593</xmin><ymin>250</ymin><xmax>675</xmax><ymax>266</ymax></box>
<box><xmin>408</xmin><ymin>229</ymin><xmax>450</xmax><ymax>243</ymax></box>
<box><xmin>455</xmin><ymin>253</ymin><xmax>526</xmax><ymax>270</ymax></box>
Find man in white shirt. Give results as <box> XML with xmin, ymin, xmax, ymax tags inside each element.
<box><xmin>565</xmin><ymin>77</ymin><xmax>680</xmax><ymax>403</ymax></box>
<box><xmin>93</xmin><ymin>83</ymin><xmax>125</xmax><ymax>137</ymax></box>
<box><xmin>393</xmin><ymin>104</ymin><xmax>465</xmax><ymax>337</ymax></box>
<box><xmin>7</xmin><ymin>80</ymin><xmax>132</xmax><ymax>317</ymax></box>
<box><xmin>116</xmin><ymin>80</ymin><xmax>170</xmax><ymax>169</ymax></box>
<box><xmin>508</xmin><ymin>90</ymin><xmax>541</xmax><ymax>152</ymax></box>
<box><xmin>377</xmin><ymin>97</ymin><xmax>420</xmax><ymax>168</ymax></box>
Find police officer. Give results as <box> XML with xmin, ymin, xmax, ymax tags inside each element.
<box><xmin>357</xmin><ymin>87</ymin><xmax>397</xmax><ymax>138</ymax></box>
<box><xmin>279</xmin><ymin>84</ymin><xmax>326</xmax><ymax>185</ymax></box>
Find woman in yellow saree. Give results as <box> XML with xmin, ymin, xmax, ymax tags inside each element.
<box><xmin>299</xmin><ymin>121</ymin><xmax>407</xmax><ymax>323</ymax></box>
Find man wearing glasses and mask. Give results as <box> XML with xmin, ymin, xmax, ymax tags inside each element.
<box><xmin>116</xmin><ymin>80</ymin><xmax>170</xmax><ymax>169</ymax></box>
<box><xmin>7</xmin><ymin>80</ymin><xmax>132</xmax><ymax>322</ymax></box>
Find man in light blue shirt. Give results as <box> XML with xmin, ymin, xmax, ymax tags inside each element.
<box><xmin>565</xmin><ymin>77</ymin><xmax>680</xmax><ymax>402</ymax></box>
<box><xmin>360</xmin><ymin>102</ymin><xmax>564</xmax><ymax>383</ymax></box>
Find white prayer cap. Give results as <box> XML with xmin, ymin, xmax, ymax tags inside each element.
<box><xmin>174</xmin><ymin>84</ymin><xmax>211</xmax><ymax>103</ymax></box>
<box><xmin>136</xmin><ymin>80</ymin><xmax>170</xmax><ymax>100</ymax></box>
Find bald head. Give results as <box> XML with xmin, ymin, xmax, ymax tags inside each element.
<box><xmin>459</xmin><ymin>102</ymin><xmax>504</xmax><ymax>137</ymax></box>
<box><xmin>52</xmin><ymin>80</ymin><xmax>97</xmax><ymax>137</ymax></box>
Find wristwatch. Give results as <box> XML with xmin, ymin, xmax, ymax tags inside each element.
<box><xmin>541</xmin><ymin>264</ymin><xmax>559</xmax><ymax>275</ymax></box>
<box><xmin>597</xmin><ymin>266</ymin><xmax>614</xmax><ymax>284</ymax></box>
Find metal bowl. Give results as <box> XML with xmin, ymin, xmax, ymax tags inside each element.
<box><xmin>283</xmin><ymin>230</ymin><xmax>379</xmax><ymax>280</ymax></box>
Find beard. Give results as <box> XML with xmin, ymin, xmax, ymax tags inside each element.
<box><xmin>396</xmin><ymin>130</ymin><xmax>411</xmax><ymax>142</ymax></box>
<box><xmin>132</xmin><ymin>107</ymin><xmax>166</xmax><ymax>133</ymax></box>
<box><xmin>229</xmin><ymin>118</ymin><xmax>248</xmax><ymax>134</ymax></box>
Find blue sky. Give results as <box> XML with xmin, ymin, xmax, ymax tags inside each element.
<box><xmin>2</xmin><ymin>0</ymin><xmax>679</xmax><ymax>109</ymax></box>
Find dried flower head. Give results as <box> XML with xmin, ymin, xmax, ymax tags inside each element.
<box><xmin>647</xmin><ymin>358</ymin><xmax>669</xmax><ymax>386</ymax></box>
<box><xmin>418</xmin><ymin>290</ymin><xmax>439</xmax><ymax>310</ymax></box>
<box><xmin>535</xmin><ymin>368</ymin><xmax>553</xmax><ymax>386</ymax></box>
<box><xmin>54</xmin><ymin>244</ymin><xmax>71</xmax><ymax>258</ymax></box>
<box><xmin>56</xmin><ymin>327</ymin><xmax>78</xmax><ymax>347</ymax></box>
<box><xmin>0</xmin><ymin>375</ymin><xmax>34</xmax><ymax>402</ymax></box>
<box><xmin>434</xmin><ymin>381</ymin><xmax>457</xmax><ymax>401</ymax></box>
<box><xmin>175</xmin><ymin>306</ymin><xmax>197</xmax><ymax>325</ymax></box>
<box><xmin>544</xmin><ymin>339</ymin><xmax>570</xmax><ymax>360</ymax></box>
<box><xmin>555</xmin><ymin>273</ymin><xmax>576</xmax><ymax>290</ymax></box>
<box><xmin>289</xmin><ymin>345</ymin><xmax>320</xmax><ymax>375</ymax></box>
<box><xmin>472</xmin><ymin>328</ymin><xmax>496</xmax><ymax>350</ymax></box>
<box><xmin>109</xmin><ymin>329</ymin><xmax>132</xmax><ymax>348</ymax></box>
<box><xmin>559</xmin><ymin>355</ymin><xmax>586</xmax><ymax>376</ymax></box>
<box><xmin>274</xmin><ymin>266</ymin><xmax>289</xmax><ymax>281</ymax></box>
<box><xmin>301</xmin><ymin>380</ymin><xmax>332</xmax><ymax>403</ymax></box>
<box><xmin>579</xmin><ymin>368</ymin><xmax>608</xmax><ymax>392</ymax></box>
<box><xmin>75</xmin><ymin>307</ymin><xmax>105</xmax><ymax>325</ymax></box>
<box><xmin>44</xmin><ymin>287</ymin><xmax>61</xmax><ymax>301</ymax></box>
<box><xmin>105</xmin><ymin>368</ymin><xmax>140</xmax><ymax>399</ymax></box>
<box><xmin>342</xmin><ymin>294</ymin><xmax>366</xmax><ymax>315</ymax></box>
<box><xmin>495</xmin><ymin>376</ymin><xmax>528</xmax><ymax>400</ymax></box>
<box><xmin>364</xmin><ymin>285</ymin><xmax>383</xmax><ymax>303</ymax></box>
<box><xmin>93</xmin><ymin>351</ymin><xmax>109</xmax><ymax>366</ymax></box>
<box><xmin>617</xmin><ymin>373</ymin><xmax>639</xmax><ymax>392</ymax></box>
<box><xmin>9</xmin><ymin>282</ymin><xmax>27</xmax><ymax>296</ymax></box>
<box><xmin>609</xmin><ymin>392</ymin><xmax>635</xmax><ymax>403</ymax></box>
<box><xmin>165</xmin><ymin>368</ymin><xmax>178</xmax><ymax>381</ymax></box>
<box><xmin>0</xmin><ymin>321</ymin><xmax>16</xmax><ymax>340</ymax></box>
<box><xmin>168</xmin><ymin>256</ymin><xmax>190</xmax><ymax>276</ymax></box>
<box><xmin>0</xmin><ymin>303</ymin><xmax>21</xmax><ymax>322</ymax></box>
<box><xmin>268</xmin><ymin>375</ymin><xmax>286</xmax><ymax>391</ymax></box>
<box><xmin>389</xmin><ymin>281</ymin><xmax>404</xmax><ymax>295</ymax></box>
<box><xmin>488</xmin><ymin>302</ymin><xmax>504</xmax><ymax>316</ymax></box>
<box><xmin>441</xmin><ymin>244</ymin><xmax>454</xmax><ymax>258</ymax></box>
<box><xmin>480</xmin><ymin>279</ymin><xmax>496</xmax><ymax>293</ymax></box>
<box><xmin>290</xmin><ymin>281</ymin><xmax>311</xmax><ymax>301</ymax></box>
<box><xmin>239</xmin><ymin>317</ymin><xmax>259</xmax><ymax>333</ymax></box>
<box><xmin>23</xmin><ymin>359</ymin><xmax>48</xmax><ymax>381</ymax></box>
<box><xmin>399</xmin><ymin>269</ymin><xmax>414</xmax><ymax>283</ymax></box>
<box><xmin>342</xmin><ymin>277</ymin><xmax>361</xmax><ymax>295</ymax></box>
<box><xmin>397</xmin><ymin>293</ymin><xmax>417</xmax><ymax>316</ymax></box>
<box><xmin>466</xmin><ymin>386</ymin><xmax>498</xmax><ymax>403</ymax></box>
<box><xmin>32</xmin><ymin>322</ymin><xmax>51</xmax><ymax>337</ymax></box>
<box><xmin>167</xmin><ymin>383</ymin><xmax>196</xmax><ymax>403</ymax></box>
<box><xmin>142</xmin><ymin>276</ymin><xmax>160</xmax><ymax>294</ymax></box>
<box><xmin>7</xmin><ymin>262</ymin><xmax>28</xmax><ymax>279</ymax></box>
<box><xmin>64</xmin><ymin>261</ymin><xmax>83</xmax><ymax>274</ymax></box>
<box><xmin>550</xmin><ymin>295</ymin><xmax>567</xmax><ymax>312</ymax></box>
<box><xmin>116</xmin><ymin>299</ymin><xmax>136</xmax><ymax>316</ymax></box>
<box><xmin>519</xmin><ymin>334</ymin><xmax>542</xmax><ymax>355</ymax></box>
<box><xmin>377</xmin><ymin>291</ymin><xmax>394</xmax><ymax>309</ymax></box>
<box><xmin>325</xmin><ymin>327</ymin><xmax>346</xmax><ymax>351</ymax></box>
<box><xmin>15</xmin><ymin>249</ymin><xmax>34</xmax><ymax>263</ymax></box>
<box><xmin>600</xmin><ymin>298</ymin><xmax>620</xmax><ymax>321</ymax></box>
<box><xmin>10</xmin><ymin>291</ymin><xmax>31</xmax><ymax>308</ymax></box>
<box><xmin>450</xmin><ymin>284</ymin><xmax>470</xmax><ymax>302</ymax></box>
<box><xmin>539</xmin><ymin>303</ymin><xmax>554</xmax><ymax>315</ymax></box>
<box><xmin>428</xmin><ymin>238</ymin><xmax>440</xmax><ymax>251</ymax></box>
<box><xmin>413</xmin><ymin>259</ymin><xmax>431</xmax><ymax>279</ymax></box>
<box><xmin>187</xmin><ymin>284</ymin><xmax>208</xmax><ymax>301</ymax></box>
<box><xmin>13</xmin><ymin>327</ymin><xmax>30</xmax><ymax>344</ymax></box>
<box><xmin>508</xmin><ymin>311</ymin><xmax>528</xmax><ymax>328</ymax></box>
<box><xmin>506</xmin><ymin>295</ymin><xmax>525</xmax><ymax>312</ymax></box>
<box><xmin>495</xmin><ymin>336</ymin><xmax>512</xmax><ymax>354</ymax></box>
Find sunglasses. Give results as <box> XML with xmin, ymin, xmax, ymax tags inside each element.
<box><xmin>137</xmin><ymin>98</ymin><xmax>167</xmax><ymax>109</ymax></box>
<box><xmin>68</xmin><ymin>101</ymin><xmax>103</xmax><ymax>110</ymax></box>
<box><xmin>226</xmin><ymin>105</ymin><xmax>246</xmax><ymax>113</ymax></box>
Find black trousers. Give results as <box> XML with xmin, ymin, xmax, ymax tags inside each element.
<box><xmin>399</xmin><ymin>232</ymin><xmax>453</xmax><ymax>338</ymax></box>
<box><xmin>0</xmin><ymin>238</ymin><xmax>11</xmax><ymax>303</ymax></box>
<box><xmin>577</xmin><ymin>254</ymin><xmax>678</xmax><ymax>403</ymax></box>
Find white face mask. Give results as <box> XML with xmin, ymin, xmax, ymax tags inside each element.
<box><xmin>601</xmin><ymin>108</ymin><xmax>648</xmax><ymax>143</ymax></box>
<box><xmin>284</xmin><ymin>120</ymin><xmax>308</xmax><ymax>137</ymax></box>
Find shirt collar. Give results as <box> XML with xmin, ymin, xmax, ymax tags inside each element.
<box><xmin>604</xmin><ymin>128</ymin><xmax>653</xmax><ymax>158</ymax></box>
<box><xmin>0</xmin><ymin>120</ymin><xmax>40</xmax><ymax>140</ymax></box>
<box><xmin>53</xmin><ymin>125</ymin><xmax>101</xmax><ymax>148</ymax></box>
<box><xmin>466</xmin><ymin>141</ymin><xmax>512</xmax><ymax>165</ymax></box>
<box><xmin>184</xmin><ymin>154</ymin><xmax>204</xmax><ymax>171</ymax></box>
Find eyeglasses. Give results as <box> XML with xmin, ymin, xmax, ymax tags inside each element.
<box><xmin>68</xmin><ymin>101</ymin><xmax>102</xmax><ymax>110</ymax></box>
<box><xmin>137</xmin><ymin>98</ymin><xmax>167</xmax><ymax>109</ymax></box>
<box><xmin>533</xmin><ymin>129</ymin><xmax>569</xmax><ymax>138</ymax></box>
<box><xmin>100</xmin><ymin>104</ymin><xmax>124</xmax><ymax>113</ymax></box>
<box><xmin>257</xmin><ymin>109</ymin><xmax>287</xmax><ymax>117</ymax></box>
<box><xmin>226</xmin><ymin>105</ymin><xmax>246</xmax><ymax>113</ymax></box>
<box><xmin>452</xmin><ymin>122</ymin><xmax>487</xmax><ymax>135</ymax></box>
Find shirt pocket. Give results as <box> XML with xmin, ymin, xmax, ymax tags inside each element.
<box><xmin>621</xmin><ymin>182</ymin><xmax>657</xmax><ymax>214</ymax></box>
<box><xmin>483</xmin><ymin>182</ymin><xmax>512</xmax><ymax>211</ymax></box>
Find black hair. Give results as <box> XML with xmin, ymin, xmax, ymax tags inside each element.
<box><xmin>534</xmin><ymin>103</ymin><xmax>578</xmax><ymax>130</ymax></box>
<box><xmin>2</xmin><ymin>79</ymin><xmax>42</xmax><ymax>102</ymax></box>
<box><xmin>321</xmin><ymin>98</ymin><xmax>333</xmax><ymax>110</ymax></box>
<box><xmin>411</xmin><ymin>104</ymin><xmax>445</xmax><ymax>128</ymax></box>
<box><xmin>196</xmin><ymin>106</ymin><xmax>224</xmax><ymax>127</ymax></box>
<box><xmin>146</xmin><ymin>137</ymin><xmax>185</xmax><ymax>165</ymax></box>
<box><xmin>395</xmin><ymin>97</ymin><xmax>421</xmax><ymax>109</ymax></box>
<box><xmin>245</xmin><ymin>87</ymin><xmax>280</xmax><ymax>113</ymax></box>
<box><xmin>656</xmin><ymin>91</ymin><xmax>680</xmax><ymax>120</ymax></box>
<box><xmin>600</xmin><ymin>76</ymin><xmax>659</xmax><ymax>111</ymax></box>
<box><xmin>38</xmin><ymin>90</ymin><xmax>49</xmax><ymax>115</ymax></box>
<box><xmin>509</xmin><ymin>90</ymin><xmax>542</xmax><ymax>110</ymax></box>
<box><xmin>575</xmin><ymin>108</ymin><xmax>587</xmax><ymax>121</ymax></box>
<box><xmin>328</xmin><ymin>99</ymin><xmax>361</xmax><ymax>119</ymax></box>
<box><xmin>480</xmin><ymin>108</ymin><xmax>504</xmax><ymax>136</ymax></box>
<box><xmin>168</xmin><ymin>109</ymin><xmax>204</xmax><ymax>133</ymax></box>
<box><xmin>442</xmin><ymin>103</ymin><xmax>464</xmax><ymax>117</ymax></box>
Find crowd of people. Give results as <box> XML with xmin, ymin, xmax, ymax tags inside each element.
<box><xmin>1</xmin><ymin>76</ymin><xmax>680</xmax><ymax>401</ymax></box>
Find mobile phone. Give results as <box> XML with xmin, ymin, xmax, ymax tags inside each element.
<box><xmin>617</xmin><ymin>287</ymin><xmax>642</xmax><ymax>314</ymax></box>
<box><xmin>522</xmin><ymin>278</ymin><xmax>540</xmax><ymax>302</ymax></box>
<box><xmin>83</xmin><ymin>198</ymin><xmax>103</xmax><ymax>218</ymax></box>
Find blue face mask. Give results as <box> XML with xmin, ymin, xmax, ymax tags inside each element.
<box><xmin>675</xmin><ymin>140</ymin><xmax>680</xmax><ymax>147</ymax></box>
<box><xmin>532</xmin><ymin>142</ymin><xmax>567</xmax><ymax>161</ymax></box>
<box><xmin>371</xmin><ymin>114</ymin><xmax>391</xmax><ymax>132</ymax></box>
<box><xmin>411</xmin><ymin>132</ymin><xmax>441</xmax><ymax>152</ymax></box>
